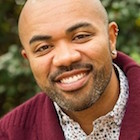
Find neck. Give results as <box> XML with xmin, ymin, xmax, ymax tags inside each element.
<box><xmin>64</xmin><ymin>69</ymin><xmax>119</xmax><ymax>135</ymax></box>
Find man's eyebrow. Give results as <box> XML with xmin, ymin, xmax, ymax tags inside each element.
<box><xmin>29</xmin><ymin>35</ymin><xmax>52</xmax><ymax>45</ymax></box>
<box><xmin>66</xmin><ymin>22</ymin><xmax>93</xmax><ymax>33</ymax></box>
<box><xmin>29</xmin><ymin>23</ymin><xmax>92</xmax><ymax>44</ymax></box>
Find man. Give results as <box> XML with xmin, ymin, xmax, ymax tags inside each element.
<box><xmin>0</xmin><ymin>0</ymin><xmax>140</xmax><ymax>139</ymax></box>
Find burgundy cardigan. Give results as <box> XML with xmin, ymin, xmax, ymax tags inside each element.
<box><xmin>0</xmin><ymin>52</ymin><xmax>140</xmax><ymax>140</ymax></box>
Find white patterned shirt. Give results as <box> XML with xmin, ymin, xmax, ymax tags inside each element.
<box><xmin>54</xmin><ymin>64</ymin><xmax>129</xmax><ymax>140</ymax></box>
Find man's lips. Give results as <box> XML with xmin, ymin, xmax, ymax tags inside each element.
<box><xmin>54</xmin><ymin>69</ymin><xmax>91</xmax><ymax>92</ymax></box>
<box><xmin>60</xmin><ymin>72</ymin><xmax>86</xmax><ymax>84</ymax></box>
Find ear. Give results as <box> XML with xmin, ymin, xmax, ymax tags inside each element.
<box><xmin>108</xmin><ymin>22</ymin><xmax>118</xmax><ymax>59</ymax></box>
<box><xmin>21</xmin><ymin>49</ymin><xmax>28</xmax><ymax>59</ymax></box>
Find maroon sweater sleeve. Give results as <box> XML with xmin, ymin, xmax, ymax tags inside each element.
<box><xmin>0</xmin><ymin>93</ymin><xmax>41</xmax><ymax>140</ymax></box>
<box><xmin>0</xmin><ymin>93</ymin><xmax>65</xmax><ymax>140</ymax></box>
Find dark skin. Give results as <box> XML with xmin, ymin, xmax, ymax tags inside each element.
<box><xmin>19</xmin><ymin>0</ymin><xmax>119</xmax><ymax>134</ymax></box>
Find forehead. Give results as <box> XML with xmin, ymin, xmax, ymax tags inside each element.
<box><xmin>22</xmin><ymin>0</ymin><xmax>104</xmax><ymax>22</ymax></box>
<box><xmin>19</xmin><ymin>0</ymin><xmax>106</xmax><ymax>43</ymax></box>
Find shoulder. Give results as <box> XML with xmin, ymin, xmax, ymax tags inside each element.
<box><xmin>0</xmin><ymin>92</ymin><xmax>47</xmax><ymax>134</ymax></box>
<box><xmin>114</xmin><ymin>51</ymin><xmax>140</xmax><ymax>72</ymax></box>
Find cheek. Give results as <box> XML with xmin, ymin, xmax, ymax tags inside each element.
<box><xmin>29</xmin><ymin>56</ymin><xmax>52</xmax><ymax>83</ymax></box>
<box><xmin>79</xmin><ymin>39</ymin><xmax>111</xmax><ymax>63</ymax></box>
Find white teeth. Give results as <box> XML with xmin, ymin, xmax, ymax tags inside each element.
<box><xmin>60</xmin><ymin>73</ymin><xmax>86</xmax><ymax>84</ymax></box>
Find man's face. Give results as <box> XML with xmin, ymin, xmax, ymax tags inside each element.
<box><xmin>20</xmin><ymin>0</ymin><xmax>117</xmax><ymax>111</ymax></box>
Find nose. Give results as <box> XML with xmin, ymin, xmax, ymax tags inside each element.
<box><xmin>53</xmin><ymin>41</ymin><xmax>81</xmax><ymax>67</ymax></box>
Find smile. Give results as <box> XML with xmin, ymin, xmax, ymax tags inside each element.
<box><xmin>60</xmin><ymin>73</ymin><xmax>86</xmax><ymax>84</ymax></box>
<box><xmin>55</xmin><ymin>69</ymin><xmax>91</xmax><ymax>92</ymax></box>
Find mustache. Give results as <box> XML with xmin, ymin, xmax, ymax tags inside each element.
<box><xmin>49</xmin><ymin>63</ymin><xmax>93</xmax><ymax>81</ymax></box>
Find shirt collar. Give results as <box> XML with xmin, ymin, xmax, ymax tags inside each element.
<box><xmin>109</xmin><ymin>63</ymin><xmax>129</xmax><ymax>125</ymax></box>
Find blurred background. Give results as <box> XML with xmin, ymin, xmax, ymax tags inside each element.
<box><xmin>0</xmin><ymin>0</ymin><xmax>140</xmax><ymax>117</ymax></box>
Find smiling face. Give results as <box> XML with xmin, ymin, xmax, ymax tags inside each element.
<box><xmin>19</xmin><ymin>0</ymin><xmax>118</xmax><ymax>111</ymax></box>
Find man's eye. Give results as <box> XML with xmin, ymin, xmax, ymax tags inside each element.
<box><xmin>74</xmin><ymin>34</ymin><xmax>90</xmax><ymax>40</ymax></box>
<box><xmin>72</xmin><ymin>34</ymin><xmax>92</xmax><ymax>43</ymax></box>
<box><xmin>35</xmin><ymin>45</ymin><xmax>53</xmax><ymax>53</ymax></box>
